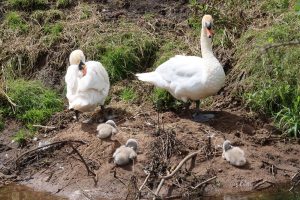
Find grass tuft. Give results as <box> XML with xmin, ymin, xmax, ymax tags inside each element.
<box><xmin>12</xmin><ymin>129</ymin><xmax>28</xmax><ymax>147</ymax></box>
<box><xmin>120</xmin><ymin>87</ymin><xmax>137</xmax><ymax>103</ymax></box>
<box><xmin>151</xmin><ymin>88</ymin><xmax>183</xmax><ymax>111</ymax></box>
<box><xmin>56</xmin><ymin>0</ymin><xmax>72</xmax><ymax>8</ymax></box>
<box><xmin>0</xmin><ymin>79</ymin><xmax>64</xmax><ymax>127</ymax></box>
<box><xmin>5</xmin><ymin>11</ymin><xmax>29</xmax><ymax>33</ymax></box>
<box><xmin>7</xmin><ymin>0</ymin><xmax>48</xmax><ymax>10</ymax></box>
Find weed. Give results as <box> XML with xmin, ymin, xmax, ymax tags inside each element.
<box><xmin>56</xmin><ymin>0</ymin><xmax>72</xmax><ymax>8</ymax></box>
<box><xmin>151</xmin><ymin>88</ymin><xmax>183</xmax><ymax>111</ymax></box>
<box><xmin>31</xmin><ymin>9</ymin><xmax>63</xmax><ymax>24</ymax></box>
<box><xmin>44</xmin><ymin>22</ymin><xmax>63</xmax><ymax>36</ymax></box>
<box><xmin>0</xmin><ymin>79</ymin><xmax>63</xmax><ymax>126</ymax></box>
<box><xmin>5</xmin><ymin>11</ymin><xmax>29</xmax><ymax>33</ymax></box>
<box><xmin>12</xmin><ymin>129</ymin><xmax>28</xmax><ymax>147</ymax></box>
<box><xmin>7</xmin><ymin>0</ymin><xmax>48</xmax><ymax>10</ymax></box>
<box><xmin>234</xmin><ymin>12</ymin><xmax>300</xmax><ymax>137</ymax></box>
<box><xmin>80</xmin><ymin>4</ymin><xmax>92</xmax><ymax>19</ymax></box>
<box><xmin>120</xmin><ymin>87</ymin><xmax>137</xmax><ymax>103</ymax></box>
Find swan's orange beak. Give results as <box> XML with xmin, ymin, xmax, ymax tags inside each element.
<box><xmin>206</xmin><ymin>28</ymin><xmax>214</xmax><ymax>38</ymax></box>
<box><xmin>82</xmin><ymin>66</ymin><xmax>87</xmax><ymax>76</ymax></box>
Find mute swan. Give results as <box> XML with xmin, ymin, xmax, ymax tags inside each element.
<box><xmin>65</xmin><ymin>49</ymin><xmax>110</xmax><ymax>122</ymax></box>
<box><xmin>222</xmin><ymin>140</ymin><xmax>246</xmax><ymax>167</ymax></box>
<box><xmin>97</xmin><ymin>120</ymin><xmax>118</xmax><ymax>139</ymax></box>
<box><xmin>113</xmin><ymin>139</ymin><xmax>138</xmax><ymax>166</ymax></box>
<box><xmin>136</xmin><ymin>15</ymin><xmax>225</xmax><ymax>122</ymax></box>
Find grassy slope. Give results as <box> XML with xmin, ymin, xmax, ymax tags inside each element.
<box><xmin>0</xmin><ymin>0</ymin><xmax>299</xmax><ymax>141</ymax></box>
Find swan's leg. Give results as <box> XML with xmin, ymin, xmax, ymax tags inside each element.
<box><xmin>74</xmin><ymin>110</ymin><xmax>80</xmax><ymax>121</ymax></box>
<box><xmin>192</xmin><ymin>100</ymin><xmax>215</xmax><ymax>122</ymax></box>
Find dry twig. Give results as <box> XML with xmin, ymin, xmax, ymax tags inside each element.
<box><xmin>191</xmin><ymin>176</ymin><xmax>217</xmax><ymax>189</ymax></box>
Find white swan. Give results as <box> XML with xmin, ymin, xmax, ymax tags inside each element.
<box><xmin>113</xmin><ymin>139</ymin><xmax>138</xmax><ymax>166</ymax></box>
<box><xmin>222</xmin><ymin>140</ymin><xmax>246</xmax><ymax>167</ymax></box>
<box><xmin>136</xmin><ymin>15</ymin><xmax>225</xmax><ymax>121</ymax></box>
<box><xmin>97</xmin><ymin>120</ymin><xmax>118</xmax><ymax>139</ymax></box>
<box><xmin>65</xmin><ymin>49</ymin><xmax>110</xmax><ymax>121</ymax></box>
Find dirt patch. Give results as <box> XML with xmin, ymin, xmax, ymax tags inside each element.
<box><xmin>0</xmin><ymin>97</ymin><xmax>299</xmax><ymax>199</ymax></box>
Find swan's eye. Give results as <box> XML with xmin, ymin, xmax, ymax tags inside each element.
<box><xmin>205</xmin><ymin>22</ymin><xmax>212</xmax><ymax>30</ymax></box>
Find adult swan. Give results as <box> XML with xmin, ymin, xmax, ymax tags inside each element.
<box><xmin>136</xmin><ymin>15</ymin><xmax>225</xmax><ymax>122</ymax></box>
<box><xmin>65</xmin><ymin>49</ymin><xmax>110</xmax><ymax>122</ymax></box>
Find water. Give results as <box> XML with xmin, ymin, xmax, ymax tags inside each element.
<box><xmin>0</xmin><ymin>184</ymin><xmax>66</xmax><ymax>200</ymax></box>
<box><xmin>0</xmin><ymin>184</ymin><xmax>299</xmax><ymax>200</ymax></box>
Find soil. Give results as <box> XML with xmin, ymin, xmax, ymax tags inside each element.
<box><xmin>0</xmin><ymin>0</ymin><xmax>300</xmax><ymax>199</ymax></box>
<box><xmin>1</xmin><ymin>89</ymin><xmax>300</xmax><ymax>199</ymax></box>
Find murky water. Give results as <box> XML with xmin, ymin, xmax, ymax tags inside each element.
<box><xmin>0</xmin><ymin>184</ymin><xmax>299</xmax><ymax>200</ymax></box>
<box><xmin>0</xmin><ymin>184</ymin><xmax>66</xmax><ymax>200</ymax></box>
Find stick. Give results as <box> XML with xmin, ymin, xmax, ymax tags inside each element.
<box><xmin>191</xmin><ymin>176</ymin><xmax>217</xmax><ymax>189</ymax></box>
<box><xmin>160</xmin><ymin>147</ymin><xmax>204</xmax><ymax>179</ymax></box>
<box><xmin>32</xmin><ymin>125</ymin><xmax>56</xmax><ymax>129</ymax></box>
<box><xmin>139</xmin><ymin>173</ymin><xmax>151</xmax><ymax>192</ymax></box>
<box><xmin>253</xmin><ymin>180</ymin><xmax>274</xmax><ymax>190</ymax></box>
<box><xmin>153</xmin><ymin>178</ymin><xmax>165</xmax><ymax>200</ymax></box>
<box><xmin>0</xmin><ymin>90</ymin><xmax>17</xmax><ymax>113</ymax></box>
<box><xmin>69</xmin><ymin>143</ymin><xmax>96</xmax><ymax>177</ymax></box>
<box><xmin>16</xmin><ymin>140</ymin><xmax>86</xmax><ymax>167</ymax></box>
<box><xmin>261</xmin><ymin>40</ymin><xmax>300</xmax><ymax>52</ymax></box>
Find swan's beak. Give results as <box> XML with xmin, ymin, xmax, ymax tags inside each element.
<box><xmin>206</xmin><ymin>28</ymin><xmax>214</xmax><ymax>38</ymax></box>
<box><xmin>82</xmin><ymin>66</ymin><xmax>87</xmax><ymax>76</ymax></box>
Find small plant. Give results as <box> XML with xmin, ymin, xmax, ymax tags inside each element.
<box><xmin>12</xmin><ymin>129</ymin><xmax>28</xmax><ymax>147</ymax></box>
<box><xmin>7</xmin><ymin>0</ymin><xmax>48</xmax><ymax>10</ymax></box>
<box><xmin>56</xmin><ymin>0</ymin><xmax>72</xmax><ymax>8</ymax></box>
<box><xmin>80</xmin><ymin>4</ymin><xmax>92</xmax><ymax>19</ymax></box>
<box><xmin>44</xmin><ymin>23</ymin><xmax>63</xmax><ymax>36</ymax></box>
<box><xmin>120</xmin><ymin>87</ymin><xmax>137</xmax><ymax>103</ymax></box>
<box><xmin>5</xmin><ymin>11</ymin><xmax>29</xmax><ymax>33</ymax></box>
<box><xmin>151</xmin><ymin>88</ymin><xmax>183</xmax><ymax>111</ymax></box>
<box><xmin>31</xmin><ymin>9</ymin><xmax>63</xmax><ymax>24</ymax></box>
<box><xmin>0</xmin><ymin>115</ymin><xmax>4</xmax><ymax>132</ymax></box>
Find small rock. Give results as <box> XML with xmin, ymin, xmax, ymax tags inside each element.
<box><xmin>218</xmin><ymin>169</ymin><xmax>223</xmax><ymax>173</ymax></box>
<box><xmin>242</xmin><ymin>124</ymin><xmax>256</xmax><ymax>136</ymax></box>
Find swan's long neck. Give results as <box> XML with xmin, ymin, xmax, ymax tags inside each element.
<box><xmin>200</xmin><ymin>28</ymin><xmax>215</xmax><ymax>58</ymax></box>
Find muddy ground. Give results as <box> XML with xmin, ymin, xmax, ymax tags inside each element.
<box><xmin>0</xmin><ymin>0</ymin><xmax>300</xmax><ymax>199</ymax></box>
<box><xmin>1</xmin><ymin>86</ymin><xmax>300</xmax><ymax>199</ymax></box>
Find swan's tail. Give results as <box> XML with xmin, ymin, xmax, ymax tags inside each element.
<box><xmin>135</xmin><ymin>72</ymin><xmax>167</xmax><ymax>88</ymax></box>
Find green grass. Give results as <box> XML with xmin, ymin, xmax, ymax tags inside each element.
<box><xmin>151</xmin><ymin>88</ymin><xmax>183</xmax><ymax>111</ymax></box>
<box><xmin>31</xmin><ymin>9</ymin><xmax>63</xmax><ymax>24</ymax></box>
<box><xmin>120</xmin><ymin>87</ymin><xmax>137</xmax><ymax>103</ymax></box>
<box><xmin>12</xmin><ymin>129</ymin><xmax>28</xmax><ymax>146</ymax></box>
<box><xmin>56</xmin><ymin>0</ymin><xmax>72</xmax><ymax>8</ymax></box>
<box><xmin>7</xmin><ymin>0</ymin><xmax>48</xmax><ymax>10</ymax></box>
<box><xmin>43</xmin><ymin>22</ymin><xmax>63</xmax><ymax>46</ymax></box>
<box><xmin>234</xmin><ymin>12</ymin><xmax>300</xmax><ymax>137</ymax></box>
<box><xmin>5</xmin><ymin>11</ymin><xmax>29</xmax><ymax>33</ymax></box>
<box><xmin>98</xmin><ymin>32</ymin><xmax>158</xmax><ymax>83</ymax></box>
<box><xmin>0</xmin><ymin>79</ymin><xmax>64</xmax><ymax>127</ymax></box>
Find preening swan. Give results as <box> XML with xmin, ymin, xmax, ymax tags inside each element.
<box><xmin>113</xmin><ymin>139</ymin><xmax>138</xmax><ymax>166</ymax></box>
<box><xmin>136</xmin><ymin>15</ymin><xmax>225</xmax><ymax>122</ymax></box>
<box><xmin>65</xmin><ymin>49</ymin><xmax>110</xmax><ymax>122</ymax></box>
<box><xmin>222</xmin><ymin>140</ymin><xmax>246</xmax><ymax>167</ymax></box>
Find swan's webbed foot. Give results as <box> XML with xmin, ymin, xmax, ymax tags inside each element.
<box><xmin>192</xmin><ymin>112</ymin><xmax>215</xmax><ymax>122</ymax></box>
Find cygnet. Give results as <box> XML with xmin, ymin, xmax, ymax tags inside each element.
<box><xmin>222</xmin><ymin>140</ymin><xmax>246</xmax><ymax>167</ymax></box>
<box><xmin>113</xmin><ymin>139</ymin><xmax>138</xmax><ymax>166</ymax></box>
<box><xmin>97</xmin><ymin>120</ymin><xmax>118</xmax><ymax>139</ymax></box>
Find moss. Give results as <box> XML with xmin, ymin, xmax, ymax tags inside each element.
<box><xmin>234</xmin><ymin>12</ymin><xmax>300</xmax><ymax>137</ymax></box>
<box><xmin>7</xmin><ymin>0</ymin><xmax>48</xmax><ymax>10</ymax></box>
<box><xmin>0</xmin><ymin>79</ymin><xmax>64</xmax><ymax>126</ymax></box>
<box><xmin>5</xmin><ymin>11</ymin><xmax>29</xmax><ymax>33</ymax></box>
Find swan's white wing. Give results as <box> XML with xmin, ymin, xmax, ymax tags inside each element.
<box><xmin>65</xmin><ymin>65</ymin><xmax>79</xmax><ymax>100</ymax></box>
<box><xmin>78</xmin><ymin>61</ymin><xmax>110</xmax><ymax>92</ymax></box>
<box><xmin>156</xmin><ymin>55</ymin><xmax>206</xmax><ymax>83</ymax></box>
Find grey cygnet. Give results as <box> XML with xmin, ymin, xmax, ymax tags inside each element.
<box><xmin>222</xmin><ymin>140</ymin><xmax>246</xmax><ymax>167</ymax></box>
<box><xmin>97</xmin><ymin>120</ymin><xmax>118</xmax><ymax>139</ymax></box>
<box><xmin>113</xmin><ymin>139</ymin><xmax>138</xmax><ymax>166</ymax></box>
